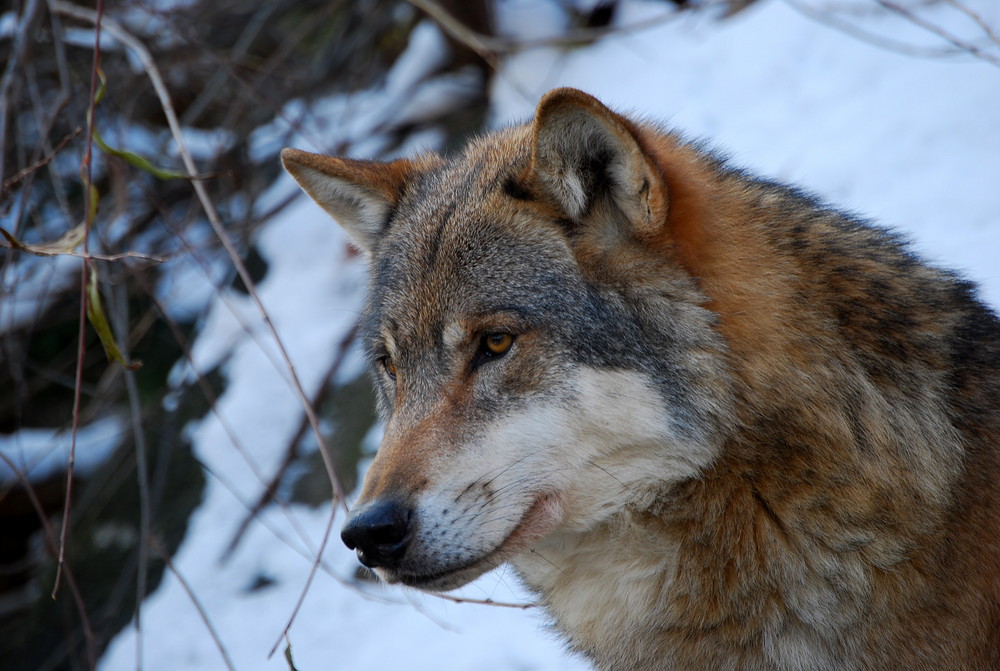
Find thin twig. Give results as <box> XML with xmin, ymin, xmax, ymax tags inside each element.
<box><xmin>111</xmin><ymin>277</ymin><xmax>151</xmax><ymax>671</ymax></box>
<box><xmin>1</xmin><ymin>127</ymin><xmax>81</xmax><ymax>197</ymax></box>
<box><xmin>944</xmin><ymin>0</ymin><xmax>1000</xmax><ymax>47</ymax></box>
<box><xmin>195</xmin><ymin>454</ymin><xmax>366</xmax><ymax>591</ymax></box>
<box><xmin>4</xmin><ymin>4</ymin><xmax>75</xmax><ymax>232</ymax></box>
<box><xmin>50</xmin><ymin>20</ymin><xmax>359</xmax><ymax>650</ymax></box>
<box><xmin>0</xmin><ymin>229</ymin><xmax>167</xmax><ymax>262</ymax></box>
<box><xmin>131</xmin><ymin>261</ymin><xmax>333</xmax><ymax>562</ymax></box>
<box><xmin>0</xmin><ymin>453</ymin><xmax>98</xmax><ymax>669</ymax></box>
<box><xmin>223</xmin><ymin>319</ymin><xmax>360</xmax><ymax>559</ymax></box>
<box><xmin>267</xmin><ymin>502</ymin><xmax>338</xmax><ymax>659</ymax></box>
<box><xmin>169</xmin><ymin>14</ymin><xmax>332</xmax><ymax>154</ymax></box>
<box><xmin>427</xmin><ymin>592</ymin><xmax>536</xmax><ymax>610</ymax></box>
<box><xmin>149</xmin><ymin>534</ymin><xmax>238</xmax><ymax>671</ymax></box>
<box><xmin>73</xmin><ymin>250</ymin><xmax>167</xmax><ymax>262</ymax></box>
<box><xmin>409</xmin><ymin>0</ymin><xmax>692</xmax><ymax>55</ymax></box>
<box><xmin>877</xmin><ymin>0</ymin><xmax>1000</xmax><ymax>67</ymax></box>
<box><xmin>782</xmin><ymin>0</ymin><xmax>977</xmax><ymax>60</ymax></box>
<box><xmin>54</xmin><ymin>0</ymin><xmax>104</xmax><ymax>601</ymax></box>
<box><xmin>53</xmin><ymin>0</ymin><xmax>350</xmax><ymax>514</ymax></box>
<box><xmin>408</xmin><ymin>0</ymin><xmax>497</xmax><ymax>59</ymax></box>
<box><xmin>0</xmin><ymin>0</ymin><xmax>45</xmax><ymax>187</ymax></box>
<box><xmin>40</xmin><ymin>0</ymin><xmax>76</xmax><ymax>222</ymax></box>
<box><xmin>180</xmin><ymin>2</ymin><xmax>280</xmax><ymax>127</ymax></box>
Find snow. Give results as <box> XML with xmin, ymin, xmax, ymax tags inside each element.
<box><xmin>0</xmin><ymin>250</ymin><xmax>80</xmax><ymax>333</ymax></box>
<box><xmin>247</xmin><ymin>21</ymin><xmax>461</xmax><ymax>163</ymax></box>
<box><xmin>99</xmin><ymin>1</ymin><xmax>1000</xmax><ymax>670</ymax></box>
<box><xmin>0</xmin><ymin>415</ymin><xmax>125</xmax><ymax>483</ymax></box>
<box><xmin>493</xmin><ymin>0</ymin><xmax>1000</xmax><ymax>304</ymax></box>
<box><xmin>167</xmin><ymin>127</ymin><xmax>238</xmax><ymax>161</ymax></box>
<box><xmin>0</xmin><ymin>11</ymin><xmax>17</xmax><ymax>40</ymax></box>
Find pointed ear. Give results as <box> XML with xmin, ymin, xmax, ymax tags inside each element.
<box><xmin>528</xmin><ymin>88</ymin><xmax>669</xmax><ymax>240</ymax></box>
<box><xmin>280</xmin><ymin>148</ymin><xmax>420</xmax><ymax>253</ymax></box>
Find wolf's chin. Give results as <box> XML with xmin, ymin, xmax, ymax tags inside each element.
<box><xmin>387</xmin><ymin>493</ymin><xmax>564</xmax><ymax>592</ymax></box>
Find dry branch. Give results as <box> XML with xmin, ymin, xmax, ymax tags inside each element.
<box><xmin>409</xmin><ymin>0</ymin><xmax>701</xmax><ymax>57</ymax></box>
<box><xmin>876</xmin><ymin>0</ymin><xmax>1000</xmax><ymax>66</ymax></box>
<box><xmin>52</xmin><ymin>0</ymin><xmax>350</xmax><ymax>512</ymax></box>
<box><xmin>785</xmin><ymin>0</ymin><xmax>1000</xmax><ymax>66</ymax></box>
<box><xmin>0</xmin><ymin>452</ymin><xmax>98</xmax><ymax>669</ymax></box>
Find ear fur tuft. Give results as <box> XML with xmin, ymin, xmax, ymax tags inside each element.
<box><xmin>280</xmin><ymin>148</ymin><xmax>421</xmax><ymax>253</ymax></box>
<box><xmin>528</xmin><ymin>88</ymin><xmax>669</xmax><ymax>239</ymax></box>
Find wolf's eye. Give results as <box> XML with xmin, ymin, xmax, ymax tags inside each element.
<box><xmin>381</xmin><ymin>357</ymin><xmax>397</xmax><ymax>380</ymax></box>
<box><xmin>484</xmin><ymin>333</ymin><xmax>514</xmax><ymax>356</ymax></box>
<box><xmin>472</xmin><ymin>333</ymin><xmax>515</xmax><ymax>371</ymax></box>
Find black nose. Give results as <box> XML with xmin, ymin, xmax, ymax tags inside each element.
<box><xmin>341</xmin><ymin>499</ymin><xmax>412</xmax><ymax>569</ymax></box>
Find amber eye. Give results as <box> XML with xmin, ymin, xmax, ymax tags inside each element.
<box><xmin>483</xmin><ymin>333</ymin><xmax>514</xmax><ymax>357</ymax></box>
<box><xmin>381</xmin><ymin>357</ymin><xmax>397</xmax><ymax>379</ymax></box>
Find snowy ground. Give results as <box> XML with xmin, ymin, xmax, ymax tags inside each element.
<box><xmin>97</xmin><ymin>1</ymin><xmax>1000</xmax><ymax>670</ymax></box>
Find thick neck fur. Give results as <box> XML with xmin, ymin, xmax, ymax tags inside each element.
<box><xmin>512</xmin><ymin>133</ymin><xmax>998</xmax><ymax>670</ymax></box>
<box><xmin>514</xmin><ymin>489</ymin><xmax>866</xmax><ymax>671</ymax></box>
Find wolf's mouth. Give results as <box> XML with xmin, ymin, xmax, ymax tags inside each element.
<box><xmin>393</xmin><ymin>493</ymin><xmax>563</xmax><ymax>590</ymax></box>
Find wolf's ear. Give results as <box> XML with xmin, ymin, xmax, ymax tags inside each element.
<box><xmin>280</xmin><ymin>148</ymin><xmax>420</xmax><ymax>253</ymax></box>
<box><xmin>528</xmin><ymin>88</ymin><xmax>669</xmax><ymax>239</ymax></box>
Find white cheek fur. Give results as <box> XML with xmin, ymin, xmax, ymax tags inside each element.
<box><xmin>413</xmin><ymin>367</ymin><xmax>718</xmax><ymax>553</ymax></box>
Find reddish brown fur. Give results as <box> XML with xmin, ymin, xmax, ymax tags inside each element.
<box><xmin>612</xmin><ymin>106</ymin><xmax>1000</xmax><ymax>667</ymax></box>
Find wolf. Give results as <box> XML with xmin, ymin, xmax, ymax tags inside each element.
<box><xmin>281</xmin><ymin>88</ymin><xmax>1000</xmax><ymax>670</ymax></box>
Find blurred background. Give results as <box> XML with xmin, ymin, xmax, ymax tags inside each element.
<box><xmin>1</xmin><ymin>0</ymin><xmax>998</xmax><ymax>669</ymax></box>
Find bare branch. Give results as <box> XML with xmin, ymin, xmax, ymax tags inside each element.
<box><xmin>109</xmin><ymin>278</ymin><xmax>151</xmax><ymax>670</ymax></box>
<box><xmin>149</xmin><ymin>535</ymin><xmax>238</xmax><ymax>671</ymax></box>
<box><xmin>52</xmin><ymin>0</ymin><xmax>351</xmax><ymax>513</ymax></box>
<box><xmin>408</xmin><ymin>0</ymin><xmax>498</xmax><ymax>59</ymax></box>
<box><xmin>267</xmin><ymin>503</ymin><xmax>338</xmax><ymax>659</ymax></box>
<box><xmin>784</xmin><ymin>0</ymin><xmax>973</xmax><ymax>59</ymax></box>
<box><xmin>54</xmin><ymin>0</ymin><xmax>104</xmax><ymax>600</ymax></box>
<box><xmin>877</xmin><ymin>0</ymin><xmax>1000</xmax><ymax>67</ymax></box>
<box><xmin>0</xmin><ymin>225</ymin><xmax>167</xmax><ymax>263</ymax></box>
<box><xmin>944</xmin><ymin>0</ymin><xmax>1000</xmax><ymax>47</ymax></box>
<box><xmin>0</xmin><ymin>453</ymin><xmax>98</xmax><ymax>669</ymax></box>
<box><xmin>1</xmin><ymin>127</ymin><xmax>81</xmax><ymax>199</ymax></box>
<box><xmin>408</xmin><ymin>0</ymin><xmax>701</xmax><ymax>57</ymax></box>
<box><xmin>224</xmin><ymin>319</ymin><xmax>361</xmax><ymax>559</ymax></box>
<box><xmin>427</xmin><ymin>591</ymin><xmax>537</xmax><ymax>610</ymax></box>
<box><xmin>129</xmin><ymin>261</ymin><xmax>341</xmax><ymax>566</ymax></box>
<box><xmin>785</xmin><ymin>0</ymin><xmax>1000</xmax><ymax>67</ymax></box>
<box><xmin>0</xmin><ymin>0</ymin><xmax>45</xmax><ymax>187</ymax></box>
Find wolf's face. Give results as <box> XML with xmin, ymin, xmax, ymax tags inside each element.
<box><xmin>282</xmin><ymin>89</ymin><xmax>733</xmax><ymax>591</ymax></box>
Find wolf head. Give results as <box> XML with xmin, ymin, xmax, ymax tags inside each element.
<box><xmin>282</xmin><ymin>88</ymin><xmax>733</xmax><ymax>591</ymax></box>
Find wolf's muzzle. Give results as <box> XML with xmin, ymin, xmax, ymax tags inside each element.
<box><xmin>340</xmin><ymin>499</ymin><xmax>412</xmax><ymax>569</ymax></box>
